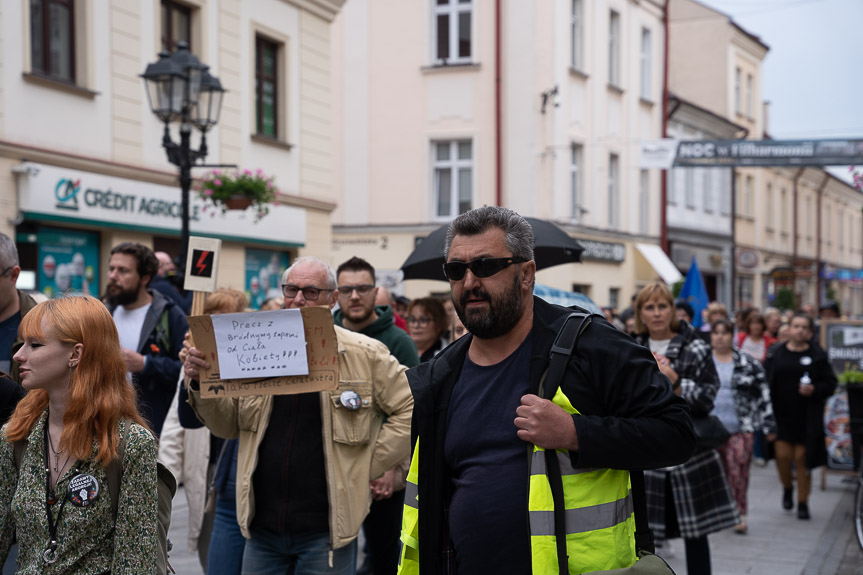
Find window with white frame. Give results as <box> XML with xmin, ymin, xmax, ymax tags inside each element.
<box><xmin>703</xmin><ymin>169</ymin><xmax>713</xmax><ymax>213</ymax></box>
<box><xmin>765</xmin><ymin>183</ymin><xmax>773</xmax><ymax>230</ymax></box>
<box><xmin>609</xmin><ymin>287</ymin><xmax>620</xmax><ymax>310</ymax></box>
<box><xmin>432</xmin><ymin>0</ymin><xmax>472</xmax><ymax>65</ymax></box>
<box><xmin>570</xmin><ymin>144</ymin><xmax>583</xmax><ymax>221</ymax></box>
<box><xmin>433</xmin><ymin>140</ymin><xmax>472</xmax><ymax>218</ymax></box>
<box><xmin>571</xmin><ymin>0</ymin><xmax>584</xmax><ymax>71</ymax></box>
<box><xmin>744</xmin><ymin>175</ymin><xmax>754</xmax><ymax>216</ymax></box>
<box><xmin>639</xmin><ymin>169</ymin><xmax>649</xmax><ymax>234</ymax></box>
<box><xmin>780</xmin><ymin>188</ymin><xmax>788</xmax><ymax>233</ymax></box>
<box><xmin>734</xmin><ymin>67</ymin><xmax>741</xmax><ymax>115</ymax></box>
<box><xmin>608</xmin><ymin>153</ymin><xmax>619</xmax><ymax>227</ymax></box>
<box><xmin>668</xmin><ymin>168</ymin><xmax>677</xmax><ymax>205</ymax></box>
<box><xmin>719</xmin><ymin>170</ymin><xmax>731</xmax><ymax>215</ymax></box>
<box><xmin>685</xmin><ymin>169</ymin><xmax>696</xmax><ymax>208</ymax></box>
<box><xmin>609</xmin><ymin>10</ymin><xmax>620</xmax><ymax>87</ymax></box>
<box><xmin>640</xmin><ymin>27</ymin><xmax>652</xmax><ymax>100</ymax></box>
<box><xmin>746</xmin><ymin>74</ymin><xmax>753</xmax><ymax>118</ymax></box>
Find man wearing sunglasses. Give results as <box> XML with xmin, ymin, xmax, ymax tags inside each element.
<box><xmin>398</xmin><ymin>206</ymin><xmax>695</xmax><ymax>575</ymax></box>
<box><xmin>0</xmin><ymin>232</ymin><xmax>38</xmax><ymax>383</ymax></box>
<box><xmin>184</xmin><ymin>256</ymin><xmax>414</xmax><ymax>575</ymax></box>
<box><xmin>334</xmin><ymin>256</ymin><xmax>419</xmax><ymax>575</ymax></box>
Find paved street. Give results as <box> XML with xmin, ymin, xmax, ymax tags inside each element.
<box><xmin>167</xmin><ymin>461</ymin><xmax>862</xmax><ymax>575</ymax></box>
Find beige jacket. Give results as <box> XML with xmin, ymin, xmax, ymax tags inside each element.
<box><xmin>188</xmin><ymin>326</ymin><xmax>414</xmax><ymax>550</ymax></box>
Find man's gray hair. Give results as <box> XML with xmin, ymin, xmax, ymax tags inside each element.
<box><xmin>0</xmin><ymin>233</ymin><xmax>19</xmax><ymax>269</ymax></box>
<box><xmin>444</xmin><ymin>206</ymin><xmax>535</xmax><ymax>261</ymax></box>
<box><xmin>283</xmin><ymin>256</ymin><xmax>337</xmax><ymax>289</ymax></box>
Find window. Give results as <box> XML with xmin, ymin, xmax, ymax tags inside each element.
<box><xmin>719</xmin><ymin>169</ymin><xmax>731</xmax><ymax>215</ymax></box>
<box><xmin>734</xmin><ymin>67</ymin><xmax>741</xmax><ymax>115</ymax></box>
<box><xmin>639</xmin><ymin>170</ymin><xmax>649</xmax><ymax>234</ymax></box>
<box><xmin>825</xmin><ymin>205</ymin><xmax>832</xmax><ymax>246</ymax></box>
<box><xmin>570</xmin><ymin>144</ymin><xmax>583</xmax><ymax>221</ymax></box>
<box><xmin>746</xmin><ymin>74</ymin><xmax>753</xmax><ymax>118</ymax></box>
<box><xmin>765</xmin><ymin>183</ymin><xmax>773</xmax><ymax>230</ymax></box>
<box><xmin>255</xmin><ymin>36</ymin><xmax>279</xmax><ymax>138</ymax></box>
<box><xmin>572</xmin><ymin>284</ymin><xmax>590</xmax><ymax>296</ymax></box>
<box><xmin>780</xmin><ymin>188</ymin><xmax>788</xmax><ymax>233</ymax></box>
<box><xmin>433</xmin><ymin>140</ymin><xmax>472</xmax><ymax>218</ymax></box>
<box><xmin>640</xmin><ymin>28</ymin><xmax>652</xmax><ymax>100</ymax></box>
<box><xmin>685</xmin><ymin>169</ymin><xmax>696</xmax><ymax>208</ymax></box>
<box><xmin>703</xmin><ymin>170</ymin><xmax>713</xmax><ymax>213</ymax></box>
<box><xmin>161</xmin><ymin>0</ymin><xmax>191</xmax><ymax>52</ymax></box>
<box><xmin>668</xmin><ymin>168</ymin><xmax>677</xmax><ymax>205</ymax></box>
<box><xmin>736</xmin><ymin>275</ymin><xmax>753</xmax><ymax>306</ymax></box>
<box><xmin>433</xmin><ymin>0</ymin><xmax>472</xmax><ymax>65</ymax></box>
<box><xmin>30</xmin><ymin>0</ymin><xmax>75</xmax><ymax>83</ymax></box>
<box><xmin>608</xmin><ymin>10</ymin><xmax>620</xmax><ymax>87</ymax></box>
<box><xmin>608</xmin><ymin>153</ymin><xmax>619</xmax><ymax>227</ymax></box>
<box><xmin>744</xmin><ymin>175</ymin><xmax>754</xmax><ymax>216</ymax></box>
<box><xmin>839</xmin><ymin>210</ymin><xmax>844</xmax><ymax>251</ymax></box>
<box><xmin>609</xmin><ymin>288</ymin><xmax>620</xmax><ymax>310</ymax></box>
<box><xmin>571</xmin><ymin>0</ymin><xmax>584</xmax><ymax>70</ymax></box>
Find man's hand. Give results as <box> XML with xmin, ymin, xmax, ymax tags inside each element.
<box><xmin>370</xmin><ymin>469</ymin><xmax>396</xmax><ymax>501</ymax></box>
<box><xmin>183</xmin><ymin>346</ymin><xmax>210</xmax><ymax>381</ymax></box>
<box><xmin>515</xmin><ymin>394</ymin><xmax>579</xmax><ymax>451</ymax></box>
<box><xmin>121</xmin><ymin>348</ymin><xmax>145</xmax><ymax>373</ymax></box>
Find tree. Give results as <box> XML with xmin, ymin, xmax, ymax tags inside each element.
<box><xmin>774</xmin><ymin>286</ymin><xmax>795</xmax><ymax>311</ymax></box>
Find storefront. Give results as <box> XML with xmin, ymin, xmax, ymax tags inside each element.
<box><xmin>13</xmin><ymin>162</ymin><xmax>306</xmax><ymax>308</ymax></box>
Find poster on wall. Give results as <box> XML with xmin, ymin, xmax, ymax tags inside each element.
<box><xmin>245</xmin><ymin>248</ymin><xmax>289</xmax><ymax>309</ymax></box>
<box><xmin>38</xmin><ymin>228</ymin><xmax>100</xmax><ymax>298</ymax></box>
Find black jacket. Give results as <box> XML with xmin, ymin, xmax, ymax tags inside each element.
<box><xmin>406</xmin><ymin>296</ymin><xmax>695</xmax><ymax>572</ymax></box>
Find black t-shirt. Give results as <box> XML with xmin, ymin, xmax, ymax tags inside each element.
<box><xmin>770</xmin><ymin>346</ymin><xmax>815</xmax><ymax>443</ymax></box>
<box><xmin>0</xmin><ymin>311</ymin><xmax>20</xmax><ymax>375</ymax></box>
<box><xmin>444</xmin><ymin>333</ymin><xmax>533</xmax><ymax>574</ymax></box>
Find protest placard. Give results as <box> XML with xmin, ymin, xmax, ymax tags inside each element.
<box><xmin>189</xmin><ymin>306</ymin><xmax>339</xmax><ymax>398</ymax></box>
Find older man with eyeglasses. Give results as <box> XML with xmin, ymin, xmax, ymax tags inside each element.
<box><xmin>184</xmin><ymin>255</ymin><xmax>413</xmax><ymax>575</ymax></box>
<box><xmin>0</xmin><ymin>232</ymin><xmax>38</xmax><ymax>383</ymax></box>
<box><xmin>398</xmin><ymin>206</ymin><xmax>694</xmax><ymax>575</ymax></box>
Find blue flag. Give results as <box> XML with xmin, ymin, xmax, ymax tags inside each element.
<box><xmin>679</xmin><ymin>256</ymin><xmax>708</xmax><ymax>328</ymax></box>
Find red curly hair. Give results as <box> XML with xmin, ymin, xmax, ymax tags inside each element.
<box><xmin>5</xmin><ymin>295</ymin><xmax>148</xmax><ymax>466</ymax></box>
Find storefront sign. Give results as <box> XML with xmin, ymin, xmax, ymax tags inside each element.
<box><xmin>577</xmin><ymin>240</ymin><xmax>625</xmax><ymax>263</ymax></box>
<box><xmin>17</xmin><ymin>163</ymin><xmax>306</xmax><ymax>246</ymax></box>
<box><xmin>640</xmin><ymin>138</ymin><xmax>863</xmax><ymax>168</ymax></box>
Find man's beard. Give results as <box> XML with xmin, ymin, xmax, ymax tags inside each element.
<box><xmin>107</xmin><ymin>282</ymin><xmax>140</xmax><ymax>307</ymax></box>
<box><xmin>344</xmin><ymin>302</ymin><xmax>374</xmax><ymax>324</ymax></box>
<box><xmin>455</xmin><ymin>274</ymin><xmax>524</xmax><ymax>339</ymax></box>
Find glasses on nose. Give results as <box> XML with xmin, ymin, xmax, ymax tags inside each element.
<box><xmin>281</xmin><ymin>284</ymin><xmax>334</xmax><ymax>301</ymax></box>
<box><xmin>406</xmin><ymin>316</ymin><xmax>431</xmax><ymax>326</ymax></box>
<box><xmin>442</xmin><ymin>257</ymin><xmax>527</xmax><ymax>281</ymax></box>
<box><xmin>336</xmin><ymin>284</ymin><xmax>375</xmax><ymax>297</ymax></box>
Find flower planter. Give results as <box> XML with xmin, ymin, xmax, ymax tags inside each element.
<box><xmin>224</xmin><ymin>195</ymin><xmax>253</xmax><ymax>211</ymax></box>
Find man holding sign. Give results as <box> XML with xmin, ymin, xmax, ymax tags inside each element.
<box><xmin>183</xmin><ymin>256</ymin><xmax>413</xmax><ymax>575</ymax></box>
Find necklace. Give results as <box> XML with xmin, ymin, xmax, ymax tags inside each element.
<box><xmin>46</xmin><ymin>425</ymin><xmax>66</xmax><ymax>474</ymax></box>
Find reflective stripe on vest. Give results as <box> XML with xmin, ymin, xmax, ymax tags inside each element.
<box><xmin>529</xmin><ymin>387</ymin><xmax>637</xmax><ymax>574</ymax></box>
<box><xmin>397</xmin><ymin>439</ymin><xmax>420</xmax><ymax>575</ymax></box>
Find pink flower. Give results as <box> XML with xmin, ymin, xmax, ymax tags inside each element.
<box><xmin>256</xmin><ymin>168</ymin><xmax>263</xmax><ymax>175</ymax></box>
<box><xmin>243</xmin><ymin>169</ymin><xmax>252</xmax><ymax>176</ymax></box>
<box><xmin>204</xmin><ymin>189</ymin><xmax>214</xmax><ymax>197</ymax></box>
<box><xmin>213</xmin><ymin>169</ymin><xmax>221</xmax><ymax>176</ymax></box>
<box><xmin>213</xmin><ymin>179</ymin><xmax>222</xmax><ymax>187</ymax></box>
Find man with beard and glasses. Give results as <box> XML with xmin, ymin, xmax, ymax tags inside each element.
<box><xmin>334</xmin><ymin>256</ymin><xmax>418</xmax><ymax>575</ymax></box>
<box><xmin>105</xmin><ymin>242</ymin><xmax>187</xmax><ymax>437</ymax></box>
<box><xmin>397</xmin><ymin>206</ymin><xmax>694</xmax><ymax>575</ymax></box>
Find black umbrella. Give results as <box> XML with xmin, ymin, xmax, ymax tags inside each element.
<box><xmin>400</xmin><ymin>217</ymin><xmax>584</xmax><ymax>281</ymax></box>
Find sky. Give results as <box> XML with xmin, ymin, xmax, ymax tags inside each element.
<box><xmin>696</xmin><ymin>0</ymin><xmax>863</xmax><ymax>141</ymax></box>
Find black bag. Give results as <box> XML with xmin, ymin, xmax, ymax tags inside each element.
<box><xmin>693</xmin><ymin>414</ymin><xmax>731</xmax><ymax>451</ymax></box>
<box><xmin>541</xmin><ymin>311</ymin><xmax>676</xmax><ymax>575</ymax></box>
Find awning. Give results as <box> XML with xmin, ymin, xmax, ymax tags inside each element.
<box><xmin>636</xmin><ymin>243</ymin><xmax>682</xmax><ymax>285</ymax></box>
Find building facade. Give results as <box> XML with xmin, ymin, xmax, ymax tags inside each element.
<box><xmin>1</xmin><ymin>0</ymin><xmax>343</xmax><ymax>307</ymax></box>
<box><xmin>331</xmin><ymin>0</ymin><xmax>675</xmax><ymax>307</ymax></box>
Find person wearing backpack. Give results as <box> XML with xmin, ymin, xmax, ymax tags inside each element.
<box><xmin>0</xmin><ymin>294</ymin><xmax>159</xmax><ymax>573</ymax></box>
<box><xmin>105</xmin><ymin>242</ymin><xmax>188</xmax><ymax>438</ymax></box>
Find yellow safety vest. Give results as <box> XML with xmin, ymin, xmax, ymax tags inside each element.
<box><xmin>398</xmin><ymin>388</ymin><xmax>637</xmax><ymax>575</ymax></box>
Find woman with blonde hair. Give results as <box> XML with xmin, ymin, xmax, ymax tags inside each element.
<box><xmin>633</xmin><ymin>283</ymin><xmax>738</xmax><ymax>575</ymax></box>
<box><xmin>2</xmin><ymin>295</ymin><xmax>157</xmax><ymax>572</ymax></box>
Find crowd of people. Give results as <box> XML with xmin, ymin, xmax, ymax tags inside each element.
<box><xmin>0</xmin><ymin>213</ymin><xmax>845</xmax><ymax>574</ymax></box>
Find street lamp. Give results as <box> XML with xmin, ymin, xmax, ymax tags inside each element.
<box><xmin>141</xmin><ymin>42</ymin><xmax>225</xmax><ymax>268</ymax></box>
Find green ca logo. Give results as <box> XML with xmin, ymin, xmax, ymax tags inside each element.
<box><xmin>55</xmin><ymin>178</ymin><xmax>81</xmax><ymax>211</ymax></box>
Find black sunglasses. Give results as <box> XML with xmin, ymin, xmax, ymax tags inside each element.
<box><xmin>442</xmin><ymin>257</ymin><xmax>527</xmax><ymax>281</ymax></box>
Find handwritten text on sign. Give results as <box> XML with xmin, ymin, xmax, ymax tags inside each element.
<box><xmin>211</xmin><ymin>310</ymin><xmax>308</xmax><ymax>379</ymax></box>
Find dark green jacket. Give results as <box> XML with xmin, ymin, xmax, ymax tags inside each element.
<box><xmin>334</xmin><ymin>305</ymin><xmax>419</xmax><ymax>368</ymax></box>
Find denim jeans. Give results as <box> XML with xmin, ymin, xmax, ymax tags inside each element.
<box><xmin>241</xmin><ymin>528</ymin><xmax>357</xmax><ymax>575</ymax></box>
<box><xmin>207</xmin><ymin>497</ymin><xmax>246</xmax><ymax>575</ymax></box>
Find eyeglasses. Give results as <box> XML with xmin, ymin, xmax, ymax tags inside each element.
<box><xmin>281</xmin><ymin>284</ymin><xmax>334</xmax><ymax>301</ymax></box>
<box><xmin>336</xmin><ymin>284</ymin><xmax>375</xmax><ymax>297</ymax></box>
<box><xmin>442</xmin><ymin>257</ymin><xmax>527</xmax><ymax>281</ymax></box>
<box><xmin>0</xmin><ymin>266</ymin><xmax>13</xmax><ymax>278</ymax></box>
<box><xmin>406</xmin><ymin>316</ymin><xmax>431</xmax><ymax>326</ymax></box>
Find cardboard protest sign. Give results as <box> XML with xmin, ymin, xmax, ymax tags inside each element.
<box><xmin>189</xmin><ymin>306</ymin><xmax>339</xmax><ymax>398</ymax></box>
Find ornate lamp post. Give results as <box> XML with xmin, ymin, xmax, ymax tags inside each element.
<box><xmin>141</xmin><ymin>42</ymin><xmax>225</xmax><ymax>268</ymax></box>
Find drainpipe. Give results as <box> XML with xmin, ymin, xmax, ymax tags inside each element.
<box><xmin>815</xmin><ymin>173</ymin><xmax>828</xmax><ymax>304</ymax></box>
<box><xmin>792</xmin><ymin>168</ymin><xmax>805</xmax><ymax>303</ymax></box>
<box><xmin>660</xmin><ymin>0</ymin><xmax>669</xmax><ymax>254</ymax></box>
<box><xmin>495</xmin><ymin>0</ymin><xmax>502</xmax><ymax>207</ymax></box>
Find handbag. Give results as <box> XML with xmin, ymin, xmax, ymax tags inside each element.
<box><xmin>692</xmin><ymin>414</ymin><xmax>731</xmax><ymax>451</ymax></box>
<box><xmin>542</xmin><ymin>312</ymin><xmax>676</xmax><ymax>575</ymax></box>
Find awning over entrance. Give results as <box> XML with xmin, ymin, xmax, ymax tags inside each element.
<box><xmin>636</xmin><ymin>243</ymin><xmax>683</xmax><ymax>285</ymax></box>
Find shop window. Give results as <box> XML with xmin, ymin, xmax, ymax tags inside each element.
<box><xmin>246</xmin><ymin>248</ymin><xmax>291</xmax><ymax>310</ymax></box>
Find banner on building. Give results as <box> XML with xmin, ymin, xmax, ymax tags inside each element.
<box><xmin>640</xmin><ymin>138</ymin><xmax>863</xmax><ymax>168</ymax></box>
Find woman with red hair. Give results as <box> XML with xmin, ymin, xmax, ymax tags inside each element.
<box><xmin>2</xmin><ymin>295</ymin><xmax>157</xmax><ymax>572</ymax></box>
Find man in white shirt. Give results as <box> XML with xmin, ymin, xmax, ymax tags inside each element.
<box><xmin>106</xmin><ymin>242</ymin><xmax>187</xmax><ymax>437</ymax></box>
